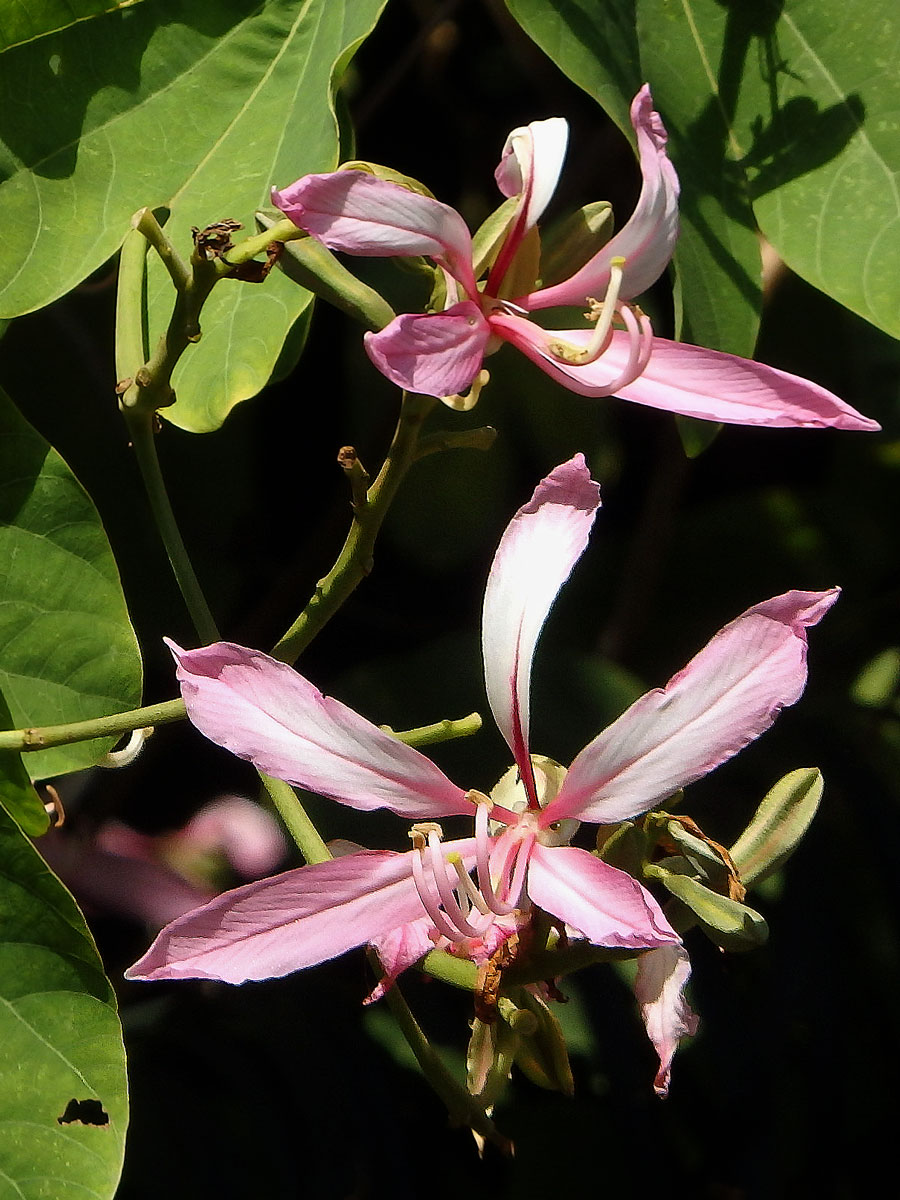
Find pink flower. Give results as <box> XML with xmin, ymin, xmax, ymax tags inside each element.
<box><xmin>272</xmin><ymin>88</ymin><xmax>876</xmax><ymax>431</ymax></box>
<box><xmin>127</xmin><ymin>457</ymin><xmax>838</xmax><ymax>1089</ymax></box>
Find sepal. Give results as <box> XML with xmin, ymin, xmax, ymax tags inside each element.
<box><xmin>645</xmin><ymin>862</ymin><xmax>768</xmax><ymax>951</ymax></box>
<box><xmin>730</xmin><ymin>767</ymin><xmax>823</xmax><ymax>886</ymax></box>
<box><xmin>509</xmin><ymin>990</ymin><xmax>575</xmax><ymax>1095</ymax></box>
<box><xmin>338</xmin><ymin>160</ymin><xmax>436</xmax><ymax>198</ymax></box>
<box><xmin>539</xmin><ymin>200</ymin><xmax>614</xmax><ymax>289</ymax></box>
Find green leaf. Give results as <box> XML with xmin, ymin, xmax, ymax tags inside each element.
<box><xmin>0</xmin><ymin>0</ymin><xmax>389</xmax><ymax>431</ymax></box>
<box><xmin>648</xmin><ymin>863</ymin><xmax>768</xmax><ymax>951</ymax></box>
<box><xmin>639</xmin><ymin>0</ymin><xmax>900</xmax><ymax>341</ymax></box>
<box><xmin>730</xmin><ymin>767</ymin><xmax>824</xmax><ymax>887</ymax></box>
<box><xmin>0</xmin><ymin>804</ymin><xmax>127</xmax><ymax>1198</ymax></box>
<box><xmin>0</xmin><ymin>688</ymin><xmax>48</xmax><ymax>836</ymax></box>
<box><xmin>0</xmin><ymin>0</ymin><xmax>145</xmax><ymax>54</ymax></box>
<box><xmin>0</xmin><ymin>385</ymin><xmax>142</xmax><ymax>780</ymax></box>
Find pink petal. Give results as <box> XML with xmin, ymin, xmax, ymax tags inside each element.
<box><xmin>526</xmin><ymin>842</ymin><xmax>679</xmax><ymax>949</ymax></box>
<box><xmin>522</xmin><ymin>85</ymin><xmax>680</xmax><ymax>309</ymax></box>
<box><xmin>481</xmin><ymin>456</ymin><xmax>601</xmax><ymax>801</ymax></box>
<box><xmin>363</xmin><ymin>301</ymin><xmax>491</xmax><ymax>396</ymax></box>
<box><xmin>367</xmin><ymin>915</ymin><xmax>437</xmax><ymax>1003</ymax></box>
<box><xmin>489</xmin><ymin>117</ymin><xmax>569</xmax><ymax>290</ymax></box>
<box><xmin>272</xmin><ymin>170</ymin><xmax>477</xmax><ymax>296</ymax></box>
<box><xmin>613</xmin><ymin>338</ymin><xmax>881</xmax><ymax>430</ymax></box>
<box><xmin>168</xmin><ymin>641</ymin><xmax>470</xmax><ymax>820</ymax></box>
<box><xmin>547</xmin><ymin>589</ymin><xmax>840</xmax><ymax>826</ymax></box>
<box><xmin>489</xmin><ymin>315</ymin><xmax>879</xmax><ymax>429</ymax></box>
<box><xmin>125</xmin><ymin>850</ymin><xmax>427</xmax><ymax>984</ymax></box>
<box><xmin>634</xmin><ymin>944</ymin><xmax>698</xmax><ymax>1097</ymax></box>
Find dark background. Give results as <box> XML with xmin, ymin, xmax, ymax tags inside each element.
<box><xmin>2</xmin><ymin>0</ymin><xmax>898</xmax><ymax>1196</ymax></box>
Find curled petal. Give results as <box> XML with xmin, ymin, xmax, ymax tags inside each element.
<box><xmin>489</xmin><ymin>314</ymin><xmax>879</xmax><ymax>430</ymax></box>
<box><xmin>482</xmin><ymin>456</ymin><xmax>601</xmax><ymax>802</ymax></box>
<box><xmin>125</xmin><ymin>850</ymin><xmax>427</xmax><ymax>984</ymax></box>
<box><xmin>489</xmin><ymin>117</ymin><xmax>569</xmax><ymax>290</ymax></box>
<box><xmin>364</xmin><ymin>301</ymin><xmax>491</xmax><ymax>396</ymax></box>
<box><xmin>272</xmin><ymin>170</ymin><xmax>477</xmax><ymax>295</ymax></box>
<box><xmin>634</xmin><ymin>944</ymin><xmax>698</xmax><ymax>1097</ymax></box>
<box><xmin>548</xmin><ymin>589</ymin><xmax>840</xmax><ymax>826</ymax></box>
<box><xmin>522</xmin><ymin>84</ymin><xmax>680</xmax><ymax>309</ymax></box>
<box><xmin>526</xmin><ymin>843</ymin><xmax>679</xmax><ymax>949</ymax></box>
<box><xmin>169</xmin><ymin>641</ymin><xmax>470</xmax><ymax>820</ymax></box>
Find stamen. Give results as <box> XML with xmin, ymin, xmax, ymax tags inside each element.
<box><xmin>547</xmin><ymin>256</ymin><xmax>626</xmax><ymax>366</ymax></box>
<box><xmin>480</xmin><ymin>827</ymin><xmax>521</xmax><ymax>916</ymax></box>
<box><xmin>502</xmin><ymin>833</ymin><xmax>535</xmax><ymax>910</ymax></box>
<box><xmin>450</xmin><ymin>855</ymin><xmax>492</xmax><ymax>915</ymax></box>
<box><xmin>426</xmin><ymin>832</ymin><xmax>494</xmax><ymax>938</ymax></box>
<box><xmin>595</xmin><ymin>303</ymin><xmax>653</xmax><ymax>395</ymax></box>
<box><xmin>408</xmin><ymin>821</ymin><xmax>444</xmax><ymax>852</ymax></box>
<box><xmin>441</xmin><ymin>368</ymin><xmax>490</xmax><ymax>412</ymax></box>
<box><xmin>409</xmin><ymin>837</ymin><xmax>467</xmax><ymax>942</ymax></box>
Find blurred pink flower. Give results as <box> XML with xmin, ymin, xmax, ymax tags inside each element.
<box><xmin>272</xmin><ymin>88</ymin><xmax>876</xmax><ymax>431</ymax></box>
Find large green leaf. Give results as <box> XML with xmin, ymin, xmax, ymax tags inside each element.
<box><xmin>0</xmin><ymin>804</ymin><xmax>127</xmax><ymax>1199</ymax></box>
<box><xmin>640</xmin><ymin>0</ymin><xmax>900</xmax><ymax>342</ymax></box>
<box><xmin>0</xmin><ymin>0</ymin><xmax>388</xmax><ymax>430</ymax></box>
<box><xmin>0</xmin><ymin>386</ymin><xmax>141</xmax><ymax>780</ymax></box>
<box><xmin>0</xmin><ymin>0</ymin><xmax>145</xmax><ymax>54</ymax></box>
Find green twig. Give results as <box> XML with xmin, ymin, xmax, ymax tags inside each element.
<box><xmin>260</xmin><ymin>774</ymin><xmax>330</xmax><ymax>866</ymax></box>
<box><xmin>125</xmin><ymin>411</ymin><xmax>220</xmax><ymax>644</ymax></box>
<box><xmin>271</xmin><ymin>391</ymin><xmax>438</xmax><ymax>664</ymax></box>
<box><xmin>0</xmin><ymin>698</ymin><xmax>186</xmax><ymax>753</ymax></box>
<box><xmin>371</xmin><ymin>951</ymin><xmax>511</xmax><ymax>1153</ymax></box>
<box><xmin>380</xmin><ymin>712</ymin><xmax>482</xmax><ymax>748</ymax></box>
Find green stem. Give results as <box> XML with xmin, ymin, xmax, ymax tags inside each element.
<box><xmin>124</xmin><ymin>409</ymin><xmax>219</xmax><ymax>644</ymax></box>
<box><xmin>0</xmin><ymin>698</ymin><xmax>186</xmax><ymax>753</ymax></box>
<box><xmin>220</xmin><ymin>217</ymin><xmax>303</xmax><ymax>266</ymax></box>
<box><xmin>253</xmin><ymin>212</ymin><xmax>395</xmax><ymax>331</ymax></box>
<box><xmin>371</xmin><ymin>951</ymin><xmax>511</xmax><ymax>1153</ymax></box>
<box><xmin>380</xmin><ymin>712</ymin><xmax>481</xmax><ymax>748</ymax></box>
<box><xmin>271</xmin><ymin>392</ymin><xmax>437</xmax><ymax>664</ymax></box>
<box><xmin>0</xmin><ymin>704</ymin><xmax>480</xmax><ymax>756</ymax></box>
<box><xmin>260</xmin><ymin>774</ymin><xmax>330</xmax><ymax>866</ymax></box>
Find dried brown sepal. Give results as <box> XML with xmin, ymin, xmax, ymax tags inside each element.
<box><xmin>228</xmin><ymin>241</ymin><xmax>283</xmax><ymax>282</ymax></box>
<box><xmin>191</xmin><ymin>219</ymin><xmax>243</xmax><ymax>260</ymax></box>
<box><xmin>663</xmin><ymin>814</ymin><xmax>746</xmax><ymax>901</ymax></box>
<box><xmin>474</xmin><ymin>935</ymin><xmax>519</xmax><ymax>1024</ymax></box>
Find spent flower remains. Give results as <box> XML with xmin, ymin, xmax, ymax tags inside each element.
<box><xmin>271</xmin><ymin>86</ymin><xmax>876</xmax><ymax>431</ymax></box>
<box><xmin>128</xmin><ymin>456</ymin><xmax>838</xmax><ymax>1097</ymax></box>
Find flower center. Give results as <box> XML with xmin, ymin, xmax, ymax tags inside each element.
<box><xmin>407</xmin><ymin>794</ymin><xmax>535</xmax><ymax>945</ymax></box>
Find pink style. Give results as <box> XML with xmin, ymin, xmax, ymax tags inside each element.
<box><xmin>127</xmin><ymin>457</ymin><xmax>839</xmax><ymax>1095</ymax></box>
<box><xmin>271</xmin><ymin>87</ymin><xmax>876</xmax><ymax>431</ymax></box>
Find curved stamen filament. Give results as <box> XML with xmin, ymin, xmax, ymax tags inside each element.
<box><xmin>480</xmin><ymin>826</ymin><xmax>524</xmax><ymax>916</ymax></box>
<box><xmin>547</xmin><ymin>257</ymin><xmax>626</xmax><ymax>366</ymax></box>
<box><xmin>503</xmin><ymin>833</ymin><xmax>535</xmax><ymax>911</ymax></box>
<box><xmin>410</xmin><ymin>838</ymin><xmax>469</xmax><ymax>942</ymax></box>
<box><xmin>474</xmin><ymin>798</ymin><xmax>517</xmax><ymax>916</ymax></box>
<box><xmin>426</xmin><ymin>832</ymin><xmax>495</xmax><ymax>939</ymax></box>
<box><xmin>598</xmin><ymin>303</ymin><xmax>653</xmax><ymax>394</ymax></box>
